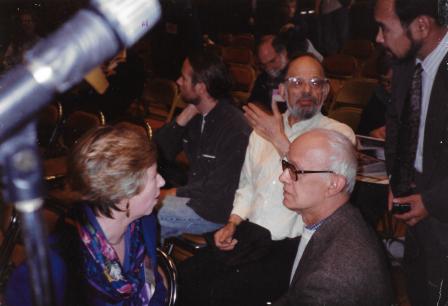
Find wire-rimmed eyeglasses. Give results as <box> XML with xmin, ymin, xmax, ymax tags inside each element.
<box><xmin>284</xmin><ymin>76</ymin><xmax>329</xmax><ymax>90</ymax></box>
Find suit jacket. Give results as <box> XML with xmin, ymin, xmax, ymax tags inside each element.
<box><xmin>273</xmin><ymin>204</ymin><xmax>392</xmax><ymax>306</ymax></box>
<box><xmin>386</xmin><ymin>52</ymin><xmax>448</xmax><ymax>255</ymax></box>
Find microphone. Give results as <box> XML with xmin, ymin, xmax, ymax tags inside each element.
<box><xmin>0</xmin><ymin>2</ymin><xmax>160</xmax><ymax>305</ymax></box>
<box><xmin>0</xmin><ymin>0</ymin><xmax>161</xmax><ymax>142</ymax></box>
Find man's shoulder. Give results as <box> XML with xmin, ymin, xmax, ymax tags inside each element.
<box><xmin>216</xmin><ymin>100</ymin><xmax>251</xmax><ymax>131</ymax></box>
<box><xmin>326</xmin><ymin>206</ymin><xmax>384</xmax><ymax>259</ymax></box>
<box><xmin>317</xmin><ymin>115</ymin><xmax>356</xmax><ymax>143</ymax></box>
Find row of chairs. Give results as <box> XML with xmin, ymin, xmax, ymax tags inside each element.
<box><xmin>325</xmin><ymin>78</ymin><xmax>377</xmax><ymax>132</ymax></box>
<box><xmin>142</xmin><ymin>38</ymin><xmax>381</xmax><ymax>132</ymax></box>
<box><xmin>141</xmin><ymin>74</ymin><xmax>375</xmax><ymax>133</ymax></box>
<box><xmin>322</xmin><ymin>40</ymin><xmax>381</xmax><ymax>131</ymax></box>
<box><xmin>216</xmin><ymin>32</ymin><xmax>255</xmax><ymax>50</ymax></box>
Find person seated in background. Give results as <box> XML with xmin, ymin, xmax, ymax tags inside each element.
<box><xmin>176</xmin><ymin>54</ymin><xmax>355</xmax><ymax>306</ymax></box>
<box><xmin>99</xmin><ymin>48</ymin><xmax>146</xmax><ymax>122</ymax></box>
<box><xmin>2</xmin><ymin>10</ymin><xmax>40</xmax><ymax>72</ymax></box>
<box><xmin>274</xmin><ymin>129</ymin><xmax>392</xmax><ymax>305</ymax></box>
<box><xmin>357</xmin><ymin>52</ymin><xmax>392</xmax><ymax>139</ymax></box>
<box><xmin>278</xmin><ymin>0</ymin><xmax>308</xmax><ymax>35</ymax></box>
<box><xmin>154</xmin><ymin>50</ymin><xmax>251</xmax><ymax>240</ymax></box>
<box><xmin>247</xmin><ymin>35</ymin><xmax>288</xmax><ymax>112</ymax></box>
<box><xmin>5</xmin><ymin>125</ymin><xmax>167</xmax><ymax>306</ymax></box>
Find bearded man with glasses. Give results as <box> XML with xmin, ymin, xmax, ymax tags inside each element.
<box><xmin>177</xmin><ymin>54</ymin><xmax>356</xmax><ymax>306</ymax></box>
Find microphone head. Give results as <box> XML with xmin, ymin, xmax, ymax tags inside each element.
<box><xmin>91</xmin><ymin>0</ymin><xmax>161</xmax><ymax>47</ymax></box>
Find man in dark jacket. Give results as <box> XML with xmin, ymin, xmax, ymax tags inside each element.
<box><xmin>274</xmin><ymin>129</ymin><xmax>392</xmax><ymax>305</ymax></box>
<box><xmin>248</xmin><ymin>35</ymin><xmax>288</xmax><ymax>112</ymax></box>
<box><xmin>154</xmin><ymin>50</ymin><xmax>251</xmax><ymax>240</ymax></box>
<box><xmin>375</xmin><ymin>0</ymin><xmax>448</xmax><ymax>304</ymax></box>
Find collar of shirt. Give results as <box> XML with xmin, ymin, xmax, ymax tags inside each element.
<box><xmin>282</xmin><ymin>111</ymin><xmax>324</xmax><ymax>139</ymax></box>
<box><xmin>305</xmin><ymin>219</ymin><xmax>325</xmax><ymax>231</ymax></box>
<box><xmin>413</xmin><ymin>31</ymin><xmax>448</xmax><ymax>172</ymax></box>
<box><xmin>416</xmin><ymin>31</ymin><xmax>448</xmax><ymax>83</ymax></box>
<box><xmin>199</xmin><ymin>98</ymin><xmax>228</xmax><ymax>126</ymax></box>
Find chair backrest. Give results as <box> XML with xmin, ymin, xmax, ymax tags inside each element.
<box><xmin>222</xmin><ymin>46</ymin><xmax>254</xmax><ymax>66</ymax></box>
<box><xmin>330</xmin><ymin>78</ymin><xmax>377</xmax><ymax>111</ymax></box>
<box><xmin>62</xmin><ymin>110</ymin><xmax>105</xmax><ymax>149</ymax></box>
<box><xmin>142</xmin><ymin>78</ymin><xmax>178</xmax><ymax>120</ymax></box>
<box><xmin>217</xmin><ymin>33</ymin><xmax>234</xmax><ymax>46</ymax></box>
<box><xmin>328</xmin><ymin>107</ymin><xmax>363</xmax><ymax>131</ymax></box>
<box><xmin>37</xmin><ymin>101</ymin><xmax>63</xmax><ymax>147</ymax></box>
<box><xmin>361</xmin><ymin>55</ymin><xmax>380</xmax><ymax>79</ymax></box>
<box><xmin>228</xmin><ymin>63</ymin><xmax>257</xmax><ymax>106</ymax></box>
<box><xmin>114</xmin><ymin>119</ymin><xmax>153</xmax><ymax>142</ymax></box>
<box><xmin>166</xmin><ymin>95</ymin><xmax>188</xmax><ymax>123</ymax></box>
<box><xmin>341</xmin><ymin>39</ymin><xmax>375</xmax><ymax>61</ymax></box>
<box><xmin>228</xmin><ymin>63</ymin><xmax>257</xmax><ymax>93</ymax></box>
<box><xmin>322</xmin><ymin>54</ymin><xmax>358</xmax><ymax>79</ymax></box>
<box><xmin>231</xmin><ymin>33</ymin><xmax>255</xmax><ymax>50</ymax></box>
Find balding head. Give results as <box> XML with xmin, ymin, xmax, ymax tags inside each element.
<box><xmin>292</xmin><ymin>129</ymin><xmax>357</xmax><ymax>193</ymax></box>
<box><xmin>279</xmin><ymin>129</ymin><xmax>357</xmax><ymax>221</ymax></box>
<box><xmin>279</xmin><ymin>54</ymin><xmax>330</xmax><ymax>125</ymax></box>
<box><xmin>257</xmin><ymin>35</ymin><xmax>288</xmax><ymax>78</ymax></box>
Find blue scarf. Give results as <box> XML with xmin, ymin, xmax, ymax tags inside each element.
<box><xmin>75</xmin><ymin>205</ymin><xmax>148</xmax><ymax>305</ymax></box>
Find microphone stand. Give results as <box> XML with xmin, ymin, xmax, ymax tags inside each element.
<box><xmin>0</xmin><ymin>122</ymin><xmax>53</xmax><ymax>306</ymax></box>
<box><xmin>0</xmin><ymin>1</ymin><xmax>160</xmax><ymax>305</ymax></box>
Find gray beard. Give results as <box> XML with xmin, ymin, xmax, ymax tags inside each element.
<box><xmin>288</xmin><ymin>104</ymin><xmax>319</xmax><ymax>120</ymax></box>
<box><xmin>287</xmin><ymin>97</ymin><xmax>321</xmax><ymax>121</ymax></box>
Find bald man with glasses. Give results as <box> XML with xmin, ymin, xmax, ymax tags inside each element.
<box><xmin>274</xmin><ymin>129</ymin><xmax>392</xmax><ymax>305</ymax></box>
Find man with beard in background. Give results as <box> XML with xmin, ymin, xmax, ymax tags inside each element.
<box><xmin>177</xmin><ymin>53</ymin><xmax>355</xmax><ymax>306</ymax></box>
<box><xmin>154</xmin><ymin>50</ymin><xmax>251</xmax><ymax>241</ymax></box>
<box><xmin>247</xmin><ymin>35</ymin><xmax>288</xmax><ymax>112</ymax></box>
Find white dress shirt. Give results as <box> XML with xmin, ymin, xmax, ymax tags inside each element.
<box><xmin>290</xmin><ymin>227</ymin><xmax>315</xmax><ymax>283</ymax></box>
<box><xmin>231</xmin><ymin>111</ymin><xmax>355</xmax><ymax>240</ymax></box>
<box><xmin>415</xmin><ymin>32</ymin><xmax>448</xmax><ymax>172</ymax></box>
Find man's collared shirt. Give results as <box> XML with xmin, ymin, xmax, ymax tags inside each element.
<box><xmin>231</xmin><ymin>111</ymin><xmax>355</xmax><ymax>240</ymax></box>
<box><xmin>415</xmin><ymin>31</ymin><xmax>448</xmax><ymax>172</ymax></box>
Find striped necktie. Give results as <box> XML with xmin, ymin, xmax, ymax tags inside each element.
<box><xmin>390</xmin><ymin>63</ymin><xmax>422</xmax><ymax>196</ymax></box>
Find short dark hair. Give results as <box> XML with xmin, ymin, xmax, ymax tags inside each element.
<box><xmin>257</xmin><ymin>35</ymin><xmax>287</xmax><ymax>55</ymax></box>
<box><xmin>394</xmin><ymin>0</ymin><xmax>441</xmax><ymax>26</ymax></box>
<box><xmin>188</xmin><ymin>50</ymin><xmax>232</xmax><ymax>100</ymax></box>
<box><xmin>272</xmin><ymin>35</ymin><xmax>288</xmax><ymax>54</ymax></box>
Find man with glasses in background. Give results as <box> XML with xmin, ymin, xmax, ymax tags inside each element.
<box><xmin>247</xmin><ymin>35</ymin><xmax>288</xmax><ymax>112</ymax></box>
<box><xmin>177</xmin><ymin>54</ymin><xmax>355</xmax><ymax>306</ymax></box>
<box><xmin>273</xmin><ymin>129</ymin><xmax>392</xmax><ymax>305</ymax></box>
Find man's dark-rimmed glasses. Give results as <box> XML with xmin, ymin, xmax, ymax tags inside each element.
<box><xmin>281</xmin><ymin>159</ymin><xmax>334</xmax><ymax>181</ymax></box>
